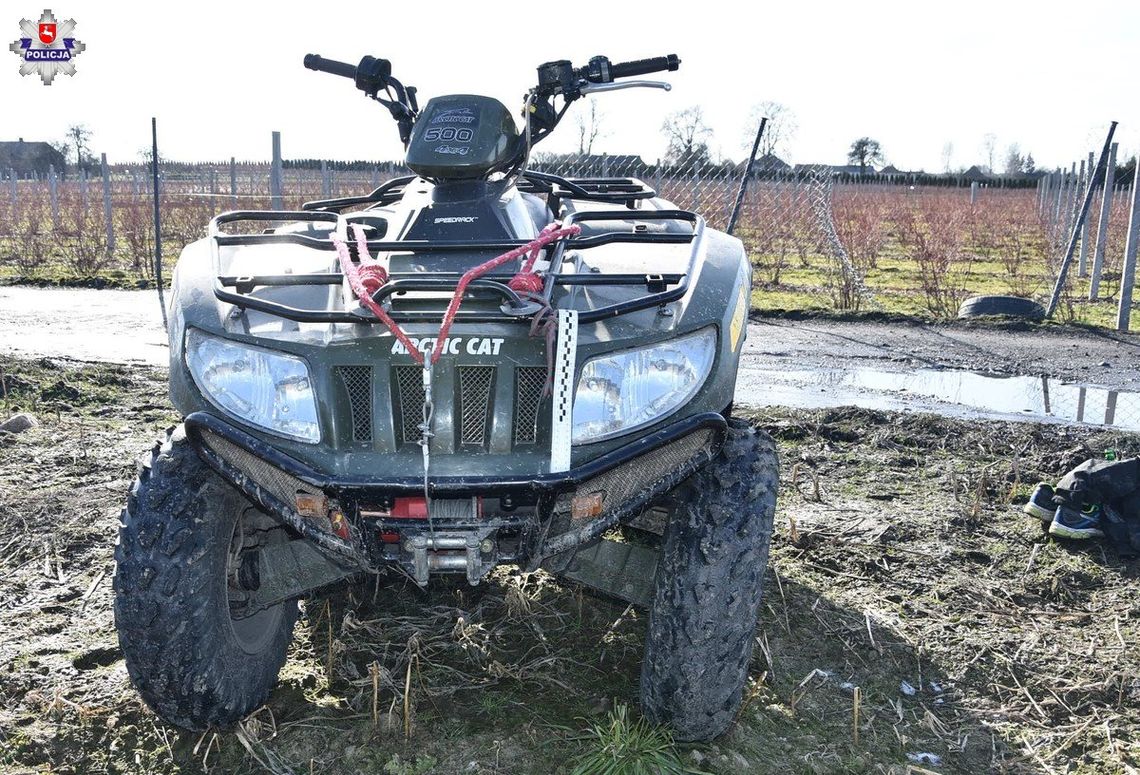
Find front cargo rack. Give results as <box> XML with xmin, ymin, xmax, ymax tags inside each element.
<box><xmin>208</xmin><ymin>181</ymin><xmax>703</xmax><ymax>327</ymax></box>
<box><xmin>299</xmin><ymin>170</ymin><xmax>658</xmax><ymax>213</ymax></box>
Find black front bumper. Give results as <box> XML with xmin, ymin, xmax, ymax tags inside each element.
<box><xmin>185</xmin><ymin>410</ymin><xmax>726</xmax><ymax>569</ymax></box>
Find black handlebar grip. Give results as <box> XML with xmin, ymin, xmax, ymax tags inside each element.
<box><xmin>609</xmin><ymin>54</ymin><xmax>680</xmax><ymax>80</ymax></box>
<box><xmin>303</xmin><ymin>54</ymin><xmax>357</xmax><ymax>79</ymax></box>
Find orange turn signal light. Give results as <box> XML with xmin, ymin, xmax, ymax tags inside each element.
<box><xmin>295</xmin><ymin>492</ymin><xmax>329</xmax><ymax>518</ymax></box>
<box><xmin>571</xmin><ymin>491</ymin><xmax>605</xmax><ymax>522</ymax></box>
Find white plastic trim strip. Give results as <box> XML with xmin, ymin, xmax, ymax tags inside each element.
<box><xmin>549</xmin><ymin>309</ymin><xmax>578</xmax><ymax>473</ymax></box>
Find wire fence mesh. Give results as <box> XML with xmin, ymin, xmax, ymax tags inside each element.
<box><xmin>1</xmin><ymin>138</ymin><xmax>1139</xmax><ymax>431</ymax></box>
<box><xmin>0</xmin><ymin>137</ymin><xmax>1135</xmax><ymax>331</ymax></box>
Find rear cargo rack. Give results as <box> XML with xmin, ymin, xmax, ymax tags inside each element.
<box><xmin>208</xmin><ymin>184</ymin><xmax>703</xmax><ymax>326</ymax></box>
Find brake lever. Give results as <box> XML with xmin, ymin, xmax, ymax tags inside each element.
<box><xmin>579</xmin><ymin>80</ymin><xmax>672</xmax><ymax>95</ymax></box>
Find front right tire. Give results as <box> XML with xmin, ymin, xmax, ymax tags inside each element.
<box><xmin>113</xmin><ymin>425</ymin><xmax>298</xmax><ymax>730</ymax></box>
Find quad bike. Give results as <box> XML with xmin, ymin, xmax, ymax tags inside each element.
<box><xmin>113</xmin><ymin>50</ymin><xmax>778</xmax><ymax>742</ymax></box>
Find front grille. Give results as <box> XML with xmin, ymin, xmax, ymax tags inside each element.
<box><xmin>514</xmin><ymin>367</ymin><xmax>547</xmax><ymax>445</ymax></box>
<box><xmin>553</xmin><ymin>429</ymin><xmax>714</xmax><ymax>523</ymax></box>
<box><xmin>198</xmin><ymin>430</ymin><xmax>321</xmax><ymax>506</ymax></box>
<box><xmin>394</xmin><ymin>365</ymin><xmax>425</xmax><ymax>445</ymax></box>
<box><xmin>337</xmin><ymin>365</ymin><xmax>373</xmax><ymax>443</ymax></box>
<box><xmin>458</xmin><ymin>366</ymin><xmax>494</xmax><ymax>446</ymax></box>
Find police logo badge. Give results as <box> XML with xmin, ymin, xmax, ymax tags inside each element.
<box><xmin>9</xmin><ymin>9</ymin><xmax>85</xmax><ymax>85</ymax></box>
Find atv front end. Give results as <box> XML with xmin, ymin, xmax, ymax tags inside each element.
<box><xmin>185</xmin><ymin>405</ymin><xmax>725</xmax><ymax>590</ymax></box>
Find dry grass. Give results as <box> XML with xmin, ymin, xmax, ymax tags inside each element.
<box><xmin>1</xmin><ymin>355</ymin><xmax>1139</xmax><ymax>772</ymax></box>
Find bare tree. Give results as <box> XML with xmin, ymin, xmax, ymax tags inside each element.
<box><xmin>67</xmin><ymin>123</ymin><xmax>93</xmax><ymax>171</ymax></box>
<box><xmin>1004</xmin><ymin>143</ymin><xmax>1028</xmax><ymax>174</ymax></box>
<box><xmin>137</xmin><ymin>145</ymin><xmax>162</xmax><ymax>166</ymax></box>
<box><xmin>662</xmin><ymin>106</ymin><xmax>713</xmax><ymax>168</ymax></box>
<box><xmin>941</xmin><ymin>141</ymin><xmax>955</xmax><ymax>174</ymax></box>
<box><xmin>981</xmin><ymin>133</ymin><xmax>997</xmax><ymax>173</ymax></box>
<box><xmin>847</xmin><ymin>137</ymin><xmax>884</xmax><ymax>173</ymax></box>
<box><xmin>743</xmin><ymin>101</ymin><xmax>797</xmax><ymax>159</ymax></box>
<box><xmin>49</xmin><ymin>139</ymin><xmax>71</xmax><ymax>173</ymax></box>
<box><xmin>574</xmin><ymin>98</ymin><xmax>607</xmax><ymax>155</ymax></box>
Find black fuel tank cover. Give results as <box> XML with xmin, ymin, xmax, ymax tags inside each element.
<box><xmin>406</xmin><ymin>95</ymin><xmax>521</xmax><ymax>181</ymax></box>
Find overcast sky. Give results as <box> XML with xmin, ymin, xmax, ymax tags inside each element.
<box><xmin>3</xmin><ymin>0</ymin><xmax>1137</xmax><ymax>172</ymax></box>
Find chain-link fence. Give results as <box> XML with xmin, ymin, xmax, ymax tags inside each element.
<box><xmin>1</xmin><ymin>129</ymin><xmax>1136</xmax><ymax>331</ymax></box>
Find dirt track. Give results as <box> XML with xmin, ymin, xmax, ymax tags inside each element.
<box><xmin>2</xmin><ymin>287</ymin><xmax>1139</xmax><ymax>426</ymax></box>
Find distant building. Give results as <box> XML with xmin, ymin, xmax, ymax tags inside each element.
<box><xmin>878</xmin><ymin>164</ymin><xmax>908</xmax><ymax>178</ymax></box>
<box><xmin>962</xmin><ymin>165</ymin><xmax>992</xmax><ymax>183</ymax></box>
<box><xmin>0</xmin><ymin>139</ymin><xmax>65</xmax><ymax>176</ymax></box>
<box><xmin>741</xmin><ymin>153</ymin><xmax>791</xmax><ymax>175</ymax></box>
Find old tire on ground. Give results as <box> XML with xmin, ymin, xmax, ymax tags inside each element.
<box><xmin>113</xmin><ymin>425</ymin><xmax>298</xmax><ymax>730</ymax></box>
<box><xmin>957</xmin><ymin>294</ymin><xmax>1045</xmax><ymax>320</ymax></box>
<box><xmin>640</xmin><ymin>418</ymin><xmax>778</xmax><ymax>741</ymax></box>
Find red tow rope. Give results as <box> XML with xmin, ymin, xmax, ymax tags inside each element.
<box><xmin>430</xmin><ymin>222</ymin><xmax>579</xmax><ymax>364</ymax></box>
<box><xmin>333</xmin><ymin>221</ymin><xmax>580</xmax><ymax>366</ymax></box>
<box><xmin>332</xmin><ymin>224</ymin><xmax>424</xmax><ymax>364</ymax></box>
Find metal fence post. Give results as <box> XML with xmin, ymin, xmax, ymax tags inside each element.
<box><xmin>727</xmin><ymin>117</ymin><xmax>767</xmax><ymax>235</ymax></box>
<box><xmin>1089</xmin><ymin>141</ymin><xmax>1118</xmax><ymax>300</ymax></box>
<box><xmin>79</xmin><ymin>168</ymin><xmax>88</xmax><ymax>210</ymax></box>
<box><xmin>101</xmin><ymin>153</ymin><xmax>114</xmax><ymax>256</ymax></box>
<box><xmin>321</xmin><ymin>160</ymin><xmax>330</xmax><ymax>198</ymax></box>
<box><xmin>270</xmin><ymin>131</ymin><xmax>283</xmax><ymax>210</ymax></box>
<box><xmin>151</xmin><ymin>118</ymin><xmax>167</xmax><ymax>329</ymax></box>
<box><xmin>1116</xmin><ymin>159</ymin><xmax>1140</xmax><ymax>331</ymax></box>
<box><xmin>49</xmin><ymin>164</ymin><xmax>59</xmax><ymax>228</ymax></box>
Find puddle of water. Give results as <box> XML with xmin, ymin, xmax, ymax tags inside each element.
<box><xmin>736</xmin><ymin>366</ymin><xmax>1140</xmax><ymax>433</ymax></box>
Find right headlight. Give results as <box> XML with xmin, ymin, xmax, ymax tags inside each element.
<box><xmin>572</xmin><ymin>327</ymin><xmax>717</xmax><ymax>444</ymax></box>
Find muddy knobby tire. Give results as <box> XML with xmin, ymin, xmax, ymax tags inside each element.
<box><xmin>640</xmin><ymin>418</ymin><xmax>778</xmax><ymax>741</ymax></box>
<box><xmin>113</xmin><ymin>425</ymin><xmax>298</xmax><ymax>730</ymax></box>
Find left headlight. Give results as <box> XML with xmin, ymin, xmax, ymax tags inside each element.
<box><xmin>572</xmin><ymin>327</ymin><xmax>716</xmax><ymax>444</ymax></box>
<box><xmin>185</xmin><ymin>329</ymin><xmax>321</xmax><ymax>443</ymax></box>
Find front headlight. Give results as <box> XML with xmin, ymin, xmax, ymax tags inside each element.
<box><xmin>572</xmin><ymin>327</ymin><xmax>716</xmax><ymax>444</ymax></box>
<box><xmin>185</xmin><ymin>329</ymin><xmax>320</xmax><ymax>443</ymax></box>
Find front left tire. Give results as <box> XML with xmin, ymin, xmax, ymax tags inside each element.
<box><xmin>113</xmin><ymin>425</ymin><xmax>298</xmax><ymax>730</ymax></box>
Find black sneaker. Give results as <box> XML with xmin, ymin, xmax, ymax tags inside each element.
<box><xmin>1049</xmin><ymin>503</ymin><xmax>1104</xmax><ymax>539</ymax></box>
<box><xmin>1023</xmin><ymin>482</ymin><xmax>1057</xmax><ymax>522</ymax></box>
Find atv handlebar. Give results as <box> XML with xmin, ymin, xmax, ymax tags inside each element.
<box><xmin>301</xmin><ymin>50</ymin><xmax>679</xmax><ymax>155</ymax></box>
<box><xmin>304</xmin><ymin>53</ymin><xmax>394</xmax><ymax>97</ymax></box>
<box><xmin>536</xmin><ymin>54</ymin><xmax>680</xmax><ymax>100</ymax></box>
<box><xmin>304</xmin><ymin>53</ymin><xmax>415</xmax><ymax>145</ymax></box>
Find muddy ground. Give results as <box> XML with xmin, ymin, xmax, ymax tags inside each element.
<box><xmin>3</xmin><ymin>286</ymin><xmax>1140</xmax><ymax>387</ymax></box>
<box><xmin>2</xmin><ymin>354</ymin><xmax>1140</xmax><ymax>774</ymax></box>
